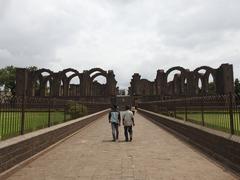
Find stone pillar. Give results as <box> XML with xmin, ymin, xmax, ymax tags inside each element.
<box><xmin>173</xmin><ymin>74</ymin><xmax>181</xmax><ymax>95</ymax></box>
<box><xmin>131</xmin><ymin>73</ymin><xmax>141</xmax><ymax>96</ymax></box>
<box><xmin>187</xmin><ymin>71</ymin><xmax>196</xmax><ymax>96</ymax></box>
<box><xmin>106</xmin><ymin>70</ymin><xmax>117</xmax><ymax>96</ymax></box>
<box><xmin>39</xmin><ymin>80</ymin><xmax>46</xmax><ymax>97</ymax></box>
<box><xmin>16</xmin><ymin>68</ymin><xmax>29</xmax><ymax>96</ymax></box>
<box><xmin>63</xmin><ymin>78</ymin><xmax>69</xmax><ymax>97</ymax></box>
<box><xmin>82</xmin><ymin>71</ymin><xmax>91</xmax><ymax>96</ymax></box>
<box><xmin>155</xmin><ymin>69</ymin><xmax>165</xmax><ymax>96</ymax></box>
<box><xmin>216</xmin><ymin>64</ymin><xmax>234</xmax><ymax>94</ymax></box>
<box><xmin>26</xmin><ymin>70</ymin><xmax>34</xmax><ymax>96</ymax></box>
<box><xmin>69</xmin><ymin>84</ymin><xmax>78</xmax><ymax>96</ymax></box>
<box><xmin>51</xmin><ymin>73</ymin><xmax>61</xmax><ymax>97</ymax></box>
<box><xmin>201</xmin><ymin>75</ymin><xmax>208</xmax><ymax>95</ymax></box>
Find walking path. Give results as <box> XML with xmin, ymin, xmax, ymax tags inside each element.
<box><xmin>5</xmin><ymin>113</ymin><xmax>237</xmax><ymax>180</ymax></box>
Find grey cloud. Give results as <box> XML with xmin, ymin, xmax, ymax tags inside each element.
<box><xmin>0</xmin><ymin>0</ymin><xmax>240</xmax><ymax>88</ymax></box>
<box><xmin>0</xmin><ymin>0</ymin><xmax>12</xmax><ymax>18</ymax></box>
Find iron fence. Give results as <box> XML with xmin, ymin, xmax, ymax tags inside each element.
<box><xmin>0</xmin><ymin>96</ymin><xmax>110</xmax><ymax>140</ymax></box>
<box><xmin>138</xmin><ymin>93</ymin><xmax>240</xmax><ymax>136</ymax></box>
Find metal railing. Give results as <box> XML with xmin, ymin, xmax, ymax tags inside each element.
<box><xmin>138</xmin><ymin>93</ymin><xmax>240</xmax><ymax>136</ymax></box>
<box><xmin>0</xmin><ymin>96</ymin><xmax>110</xmax><ymax>140</ymax></box>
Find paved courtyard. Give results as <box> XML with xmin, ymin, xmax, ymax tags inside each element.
<box><xmin>5</xmin><ymin>113</ymin><xmax>237</xmax><ymax>180</ymax></box>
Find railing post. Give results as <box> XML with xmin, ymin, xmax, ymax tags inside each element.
<box><xmin>161</xmin><ymin>101</ymin><xmax>163</xmax><ymax>114</ymax></box>
<box><xmin>0</xmin><ymin>98</ymin><xmax>2</xmax><ymax>140</ymax></box>
<box><xmin>64</xmin><ymin>101</ymin><xmax>66</xmax><ymax>122</ymax></box>
<box><xmin>52</xmin><ymin>97</ymin><xmax>55</xmax><ymax>123</ymax></box>
<box><xmin>74</xmin><ymin>100</ymin><xmax>77</xmax><ymax>118</ymax></box>
<box><xmin>229</xmin><ymin>93</ymin><xmax>234</xmax><ymax>134</ymax></box>
<box><xmin>20</xmin><ymin>95</ymin><xmax>25</xmax><ymax>135</ymax></box>
<box><xmin>48</xmin><ymin>97</ymin><xmax>51</xmax><ymax>127</ymax></box>
<box><xmin>81</xmin><ymin>103</ymin><xmax>84</xmax><ymax>114</ymax></box>
<box><xmin>174</xmin><ymin>100</ymin><xmax>177</xmax><ymax>118</ymax></box>
<box><xmin>201</xmin><ymin>96</ymin><xmax>205</xmax><ymax>126</ymax></box>
<box><xmin>185</xmin><ymin>96</ymin><xmax>188</xmax><ymax>121</ymax></box>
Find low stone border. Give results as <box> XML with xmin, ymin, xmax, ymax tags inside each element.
<box><xmin>0</xmin><ymin>109</ymin><xmax>109</xmax><ymax>175</ymax></box>
<box><xmin>138</xmin><ymin>108</ymin><xmax>240</xmax><ymax>175</ymax></box>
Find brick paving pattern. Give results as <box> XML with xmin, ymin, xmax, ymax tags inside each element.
<box><xmin>5</xmin><ymin>113</ymin><xmax>237</xmax><ymax>180</ymax></box>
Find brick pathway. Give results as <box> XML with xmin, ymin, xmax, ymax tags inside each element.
<box><xmin>5</xmin><ymin>113</ymin><xmax>237</xmax><ymax>180</ymax></box>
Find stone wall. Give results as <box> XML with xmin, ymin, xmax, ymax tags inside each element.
<box><xmin>129</xmin><ymin>63</ymin><xmax>234</xmax><ymax>98</ymax></box>
<box><xmin>138</xmin><ymin>108</ymin><xmax>240</xmax><ymax>174</ymax></box>
<box><xmin>0</xmin><ymin>109</ymin><xmax>109</xmax><ymax>174</ymax></box>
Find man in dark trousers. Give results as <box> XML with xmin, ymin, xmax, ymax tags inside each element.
<box><xmin>108</xmin><ymin>105</ymin><xmax>121</xmax><ymax>141</ymax></box>
<box><xmin>122</xmin><ymin>105</ymin><xmax>135</xmax><ymax>142</ymax></box>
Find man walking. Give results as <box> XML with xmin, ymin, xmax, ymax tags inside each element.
<box><xmin>108</xmin><ymin>105</ymin><xmax>121</xmax><ymax>141</ymax></box>
<box><xmin>122</xmin><ymin>106</ymin><xmax>135</xmax><ymax>142</ymax></box>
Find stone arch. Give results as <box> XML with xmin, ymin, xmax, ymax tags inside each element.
<box><xmin>182</xmin><ymin>76</ymin><xmax>189</xmax><ymax>95</ymax></box>
<box><xmin>68</xmin><ymin>73</ymin><xmax>82</xmax><ymax>82</ymax></box>
<box><xmin>42</xmin><ymin>75</ymin><xmax>54</xmax><ymax>96</ymax></box>
<box><xmin>165</xmin><ymin>66</ymin><xmax>188</xmax><ymax>95</ymax></box>
<box><xmin>193</xmin><ymin>66</ymin><xmax>216</xmax><ymax>95</ymax></box>
<box><xmin>90</xmin><ymin>72</ymin><xmax>107</xmax><ymax>83</ymax></box>
<box><xmin>87</xmin><ymin>68</ymin><xmax>109</xmax><ymax>96</ymax></box>
<box><xmin>59</xmin><ymin>68</ymin><xmax>80</xmax><ymax>84</ymax></box>
<box><xmin>193</xmin><ymin>66</ymin><xmax>214</xmax><ymax>74</ymax></box>
<box><xmin>58</xmin><ymin>80</ymin><xmax>64</xmax><ymax>96</ymax></box>
<box><xmin>16</xmin><ymin>67</ymin><xmax>117</xmax><ymax>97</ymax></box>
<box><xmin>196</xmin><ymin>76</ymin><xmax>204</xmax><ymax>95</ymax></box>
<box><xmin>192</xmin><ymin>73</ymin><xmax>204</xmax><ymax>95</ymax></box>
<box><xmin>34</xmin><ymin>68</ymin><xmax>54</xmax><ymax>77</ymax></box>
<box><xmin>206</xmin><ymin>72</ymin><xmax>216</xmax><ymax>95</ymax></box>
<box><xmin>88</xmin><ymin>68</ymin><xmax>107</xmax><ymax>77</ymax></box>
<box><xmin>67</xmin><ymin>73</ymin><xmax>82</xmax><ymax>96</ymax></box>
<box><xmin>54</xmin><ymin>69</ymin><xmax>80</xmax><ymax>96</ymax></box>
<box><xmin>90</xmin><ymin>73</ymin><xmax>108</xmax><ymax>96</ymax></box>
<box><xmin>165</xmin><ymin>66</ymin><xmax>187</xmax><ymax>79</ymax></box>
<box><xmin>32</xmin><ymin>69</ymin><xmax>54</xmax><ymax>97</ymax></box>
<box><xmin>32</xmin><ymin>78</ymin><xmax>41</xmax><ymax>96</ymax></box>
<box><xmin>61</xmin><ymin>68</ymin><xmax>79</xmax><ymax>75</ymax></box>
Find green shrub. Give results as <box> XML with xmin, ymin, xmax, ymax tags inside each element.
<box><xmin>65</xmin><ymin>101</ymin><xmax>88</xmax><ymax>119</ymax></box>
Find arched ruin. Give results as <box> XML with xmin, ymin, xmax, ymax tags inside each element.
<box><xmin>129</xmin><ymin>63</ymin><xmax>234</xmax><ymax>98</ymax></box>
<box><xmin>16</xmin><ymin>68</ymin><xmax>117</xmax><ymax>99</ymax></box>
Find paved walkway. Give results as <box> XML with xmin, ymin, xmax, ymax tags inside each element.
<box><xmin>5</xmin><ymin>113</ymin><xmax>237</xmax><ymax>180</ymax></box>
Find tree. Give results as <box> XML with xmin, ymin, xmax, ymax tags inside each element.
<box><xmin>27</xmin><ymin>66</ymin><xmax>38</xmax><ymax>72</ymax></box>
<box><xmin>235</xmin><ymin>78</ymin><xmax>240</xmax><ymax>96</ymax></box>
<box><xmin>0</xmin><ymin>65</ymin><xmax>38</xmax><ymax>94</ymax></box>
<box><xmin>0</xmin><ymin>66</ymin><xmax>16</xmax><ymax>94</ymax></box>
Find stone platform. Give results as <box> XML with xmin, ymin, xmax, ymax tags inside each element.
<box><xmin>4</xmin><ymin>113</ymin><xmax>237</xmax><ymax>180</ymax></box>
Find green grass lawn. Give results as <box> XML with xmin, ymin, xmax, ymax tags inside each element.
<box><xmin>2</xmin><ymin>109</ymin><xmax>240</xmax><ymax>140</ymax></box>
<box><xmin>0</xmin><ymin>110</ymin><xmax>71</xmax><ymax>140</ymax></box>
<box><xmin>174</xmin><ymin>111</ymin><xmax>240</xmax><ymax>135</ymax></box>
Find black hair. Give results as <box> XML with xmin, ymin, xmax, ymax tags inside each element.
<box><xmin>112</xmin><ymin>104</ymin><xmax>117</xmax><ymax>110</ymax></box>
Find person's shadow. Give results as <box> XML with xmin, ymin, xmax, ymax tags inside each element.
<box><xmin>102</xmin><ymin>140</ymin><xmax>126</xmax><ymax>143</ymax></box>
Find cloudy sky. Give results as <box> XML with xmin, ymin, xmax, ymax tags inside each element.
<box><xmin>0</xmin><ymin>0</ymin><xmax>240</xmax><ymax>88</ymax></box>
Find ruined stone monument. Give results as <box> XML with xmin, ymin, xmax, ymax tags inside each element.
<box><xmin>15</xmin><ymin>64</ymin><xmax>234</xmax><ymax>103</ymax></box>
<box><xmin>16</xmin><ymin>68</ymin><xmax>117</xmax><ymax>102</ymax></box>
<box><xmin>129</xmin><ymin>64</ymin><xmax>234</xmax><ymax>98</ymax></box>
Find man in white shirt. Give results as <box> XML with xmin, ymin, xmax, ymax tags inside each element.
<box><xmin>122</xmin><ymin>106</ymin><xmax>135</xmax><ymax>142</ymax></box>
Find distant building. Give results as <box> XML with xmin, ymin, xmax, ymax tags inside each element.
<box><xmin>118</xmin><ymin>89</ymin><xmax>126</xmax><ymax>95</ymax></box>
<box><xmin>0</xmin><ymin>90</ymin><xmax>11</xmax><ymax>97</ymax></box>
<box><xmin>116</xmin><ymin>95</ymin><xmax>132</xmax><ymax>111</ymax></box>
